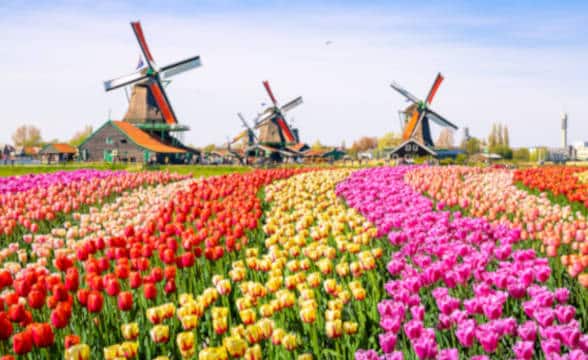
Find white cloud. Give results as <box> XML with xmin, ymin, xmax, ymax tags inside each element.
<box><xmin>0</xmin><ymin>4</ymin><xmax>587</xmax><ymax>148</ymax></box>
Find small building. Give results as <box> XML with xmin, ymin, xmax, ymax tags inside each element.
<box><xmin>79</xmin><ymin>120</ymin><xmax>193</xmax><ymax>164</ymax></box>
<box><xmin>387</xmin><ymin>139</ymin><xmax>437</xmax><ymax>159</ymax></box>
<box><xmin>573</xmin><ymin>142</ymin><xmax>588</xmax><ymax>161</ymax></box>
<box><xmin>40</xmin><ymin>143</ymin><xmax>76</xmax><ymax>163</ymax></box>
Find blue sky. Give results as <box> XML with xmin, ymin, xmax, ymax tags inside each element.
<box><xmin>1</xmin><ymin>0</ymin><xmax>587</xmax><ymax>148</ymax></box>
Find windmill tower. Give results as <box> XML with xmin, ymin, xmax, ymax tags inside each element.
<box><xmin>103</xmin><ymin>21</ymin><xmax>201</xmax><ymax>148</ymax></box>
<box><xmin>390</xmin><ymin>73</ymin><xmax>458</xmax><ymax>148</ymax></box>
<box><xmin>562</xmin><ymin>112</ymin><xmax>568</xmax><ymax>148</ymax></box>
<box><xmin>254</xmin><ymin>81</ymin><xmax>303</xmax><ymax>148</ymax></box>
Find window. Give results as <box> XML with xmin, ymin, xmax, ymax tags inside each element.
<box><xmin>120</xmin><ymin>139</ymin><xmax>127</xmax><ymax>144</ymax></box>
<box><xmin>105</xmin><ymin>137</ymin><xmax>113</xmax><ymax>145</ymax></box>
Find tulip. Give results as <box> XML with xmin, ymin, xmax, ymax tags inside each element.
<box><xmin>223</xmin><ymin>336</ymin><xmax>247</xmax><ymax>357</ymax></box>
<box><xmin>326</xmin><ymin>319</ymin><xmax>343</xmax><ymax>339</ymax></box>
<box><xmin>121</xmin><ymin>322</ymin><xmax>139</xmax><ymax>340</ymax></box>
<box><xmin>64</xmin><ymin>334</ymin><xmax>80</xmax><ymax>349</ymax></box>
<box><xmin>64</xmin><ymin>344</ymin><xmax>90</xmax><ymax>360</ymax></box>
<box><xmin>244</xmin><ymin>344</ymin><xmax>262</xmax><ymax>360</ymax></box>
<box><xmin>150</xmin><ymin>325</ymin><xmax>170</xmax><ymax>343</ymax></box>
<box><xmin>176</xmin><ymin>331</ymin><xmax>195</xmax><ymax>357</ymax></box>
<box><xmin>29</xmin><ymin>322</ymin><xmax>54</xmax><ymax>348</ymax></box>
<box><xmin>282</xmin><ymin>333</ymin><xmax>298</xmax><ymax>351</ymax></box>
<box><xmin>12</xmin><ymin>330</ymin><xmax>33</xmax><ymax>355</ymax></box>
<box><xmin>117</xmin><ymin>291</ymin><xmax>133</xmax><ymax>311</ymax></box>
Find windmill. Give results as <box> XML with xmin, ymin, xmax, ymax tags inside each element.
<box><xmin>390</xmin><ymin>73</ymin><xmax>458</xmax><ymax>148</ymax></box>
<box><xmin>254</xmin><ymin>80</ymin><xmax>303</xmax><ymax>148</ymax></box>
<box><xmin>103</xmin><ymin>21</ymin><xmax>201</xmax><ymax>148</ymax></box>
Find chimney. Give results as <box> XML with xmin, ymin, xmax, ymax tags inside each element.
<box><xmin>561</xmin><ymin>113</ymin><xmax>568</xmax><ymax>148</ymax></box>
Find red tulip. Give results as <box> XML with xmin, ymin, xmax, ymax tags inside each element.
<box><xmin>129</xmin><ymin>271</ymin><xmax>142</xmax><ymax>289</ymax></box>
<box><xmin>52</xmin><ymin>283</ymin><xmax>68</xmax><ymax>302</ymax></box>
<box><xmin>1</xmin><ymin>355</ymin><xmax>15</xmax><ymax>360</ymax></box>
<box><xmin>8</xmin><ymin>304</ymin><xmax>26</xmax><ymax>323</ymax></box>
<box><xmin>87</xmin><ymin>291</ymin><xmax>103</xmax><ymax>313</ymax></box>
<box><xmin>178</xmin><ymin>252</ymin><xmax>195</xmax><ymax>268</ymax></box>
<box><xmin>64</xmin><ymin>334</ymin><xmax>80</xmax><ymax>349</ymax></box>
<box><xmin>105</xmin><ymin>278</ymin><xmax>120</xmax><ymax>297</ymax></box>
<box><xmin>0</xmin><ymin>313</ymin><xmax>13</xmax><ymax>340</ymax></box>
<box><xmin>50</xmin><ymin>308</ymin><xmax>68</xmax><ymax>329</ymax></box>
<box><xmin>76</xmin><ymin>289</ymin><xmax>89</xmax><ymax>306</ymax></box>
<box><xmin>117</xmin><ymin>291</ymin><xmax>133</xmax><ymax>311</ymax></box>
<box><xmin>29</xmin><ymin>322</ymin><xmax>54</xmax><ymax>347</ymax></box>
<box><xmin>27</xmin><ymin>290</ymin><xmax>45</xmax><ymax>309</ymax></box>
<box><xmin>151</xmin><ymin>267</ymin><xmax>163</xmax><ymax>283</ymax></box>
<box><xmin>54</xmin><ymin>254</ymin><xmax>73</xmax><ymax>271</ymax></box>
<box><xmin>12</xmin><ymin>330</ymin><xmax>33</xmax><ymax>354</ymax></box>
<box><xmin>164</xmin><ymin>279</ymin><xmax>176</xmax><ymax>294</ymax></box>
<box><xmin>0</xmin><ymin>270</ymin><xmax>13</xmax><ymax>289</ymax></box>
<box><xmin>164</xmin><ymin>266</ymin><xmax>176</xmax><ymax>281</ymax></box>
<box><xmin>143</xmin><ymin>283</ymin><xmax>157</xmax><ymax>300</ymax></box>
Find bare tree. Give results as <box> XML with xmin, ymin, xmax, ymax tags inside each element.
<box><xmin>69</xmin><ymin>125</ymin><xmax>93</xmax><ymax>147</ymax></box>
<box><xmin>435</xmin><ymin>129</ymin><xmax>455</xmax><ymax>148</ymax></box>
<box><xmin>12</xmin><ymin>125</ymin><xmax>43</xmax><ymax>147</ymax></box>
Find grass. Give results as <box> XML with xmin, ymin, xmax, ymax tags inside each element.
<box><xmin>0</xmin><ymin>162</ymin><xmax>251</xmax><ymax>178</ymax></box>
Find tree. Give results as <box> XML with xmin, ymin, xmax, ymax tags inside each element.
<box><xmin>377</xmin><ymin>132</ymin><xmax>401</xmax><ymax>151</ymax></box>
<box><xmin>435</xmin><ymin>129</ymin><xmax>455</xmax><ymax>149</ymax></box>
<box><xmin>488</xmin><ymin>123</ymin><xmax>497</xmax><ymax>148</ymax></box>
<box><xmin>311</xmin><ymin>140</ymin><xmax>324</xmax><ymax>150</ymax></box>
<box><xmin>496</xmin><ymin>123</ymin><xmax>504</xmax><ymax>146</ymax></box>
<box><xmin>513</xmin><ymin>147</ymin><xmax>530</xmax><ymax>161</ymax></box>
<box><xmin>464</xmin><ymin>137</ymin><xmax>481</xmax><ymax>155</ymax></box>
<box><xmin>351</xmin><ymin>136</ymin><xmax>378</xmax><ymax>153</ymax></box>
<box><xmin>69</xmin><ymin>125</ymin><xmax>93</xmax><ymax>147</ymax></box>
<box><xmin>503</xmin><ymin>125</ymin><xmax>510</xmax><ymax>147</ymax></box>
<box><xmin>203</xmin><ymin>144</ymin><xmax>216</xmax><ymax>152</ymax></box>
<box><xmin>12</xmin><ymin>125</ymin><xmax>43</xmax><ymax>147</ymax></box>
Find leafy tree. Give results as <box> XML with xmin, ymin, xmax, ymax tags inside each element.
<box><xmin>496</xmin><ymin>123</ymin><xmax>504</xmax><ymax>146</ymax></box>
<box><xmin>69</xmin><ymin>125</ymin><xmax>93</xmax><ymax>147</ymax></box>
<box><xmin>377</xmin><ymin>132</ymin><xmax>402</xmax><ymax>151</ymax></box>
<box><xmin>12</xmin><ymin>125</ymin><xmax>43</xmax><ymax>147</ymax></box>
<box><xmin>464</xmin><ymin>137</ymin><xmax>481</xmax><ymax>155</ymax></box>
<box><xmin>311</xmin><ymin>140</ymin><xmax>324</xmax><ymax>150</ymax></box>
<box><xmin>203</xmin><ymin>144</ymin><xmax>216</xmax><ymax>152</ymax></box>
<box><xmin>513</xmin><ymin>147</ymin><xmax>530</xmax><ymax>161</ymax></box>
<box><xmin>491</xmin><ymin>144</ymin><xmax>513</xmax><ymax>159</ymax></box>
<box><xmin>503</xmin><ymin>125</ymin><xmax>510</xmax><ymax>147</ymax></box>
<box><xmin>488</xmin><ymin>124</ymin><xmax>498</xmax><ymax>148</ymax></box>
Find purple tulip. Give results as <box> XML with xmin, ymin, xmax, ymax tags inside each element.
<box><xmin>513</xmin><ymin>341</ymin><xmax>535</xmax><ymax>359</ymax></box>
<box><xmin>379</xmin><ymin>332</ymin><xmax>397</xmax><ymax>354</ymax></box>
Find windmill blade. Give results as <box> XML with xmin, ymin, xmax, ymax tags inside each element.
<box><xmin>425</xmin><ymin>73</ymin><xmax>444</xmax><ymax>104</ymax></box>
<box><xmin>390</xmin><ymin>81</ymin><xmax>421</xmax><ymax>104</ymax></box>
<box><xmin>237</xmin><ymin>113</ymin><xmax>250</xmax><ymax>128</ymax></box>
<box><xmin>149</xmin><ymin>80</ymin><xmax>177</xmax><ymax>125</ymax></box>
<box><xmin>402</xmin><ymin>110</ymin><xmax>421</xmax><ymax>140</ymax></box>
<box><xmin>104</xmin><ymin>70</ymin><xmax>149</xmax><ymax>91</ymax></box>
<box><xmin>130</xmin><ymin>21</ymin><xmax>157</xmax><ymax>69</ymax></box>
<box><xmin>425</xmin><ymin>109</ymin><xmax>458</xmax><ymax>130</ymax></box>
<box><xmin>262</xmin><ymin>80</ymin><xmax>278</xmax><ymax>106</ymax></box>
<box><xmin>160</xmin><ymin>55</ymin><xmax>201</xmax><ymax>79</ymax></box>
<box><xmin>254</xmin><ymin>110</ymin><xmax>274</xmax><ymax>128</ymax></box>
<box><xmin>280</xmin><ymin>96</ymin><xmax>303</xmax><ymax>113</ymax></box>
<box><xmin>275</xmin><ymin>117</ymin><xmax>296</xmax><ymax>143</ymax></box>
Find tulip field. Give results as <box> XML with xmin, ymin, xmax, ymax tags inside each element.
<box><xmin>1</xmin><ymin>166</ymin><xmax>588</xmax><ymax>359</ymax></box>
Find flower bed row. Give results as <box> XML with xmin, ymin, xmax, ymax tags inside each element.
<box><xmin>405</xmin><ymin>166</ymin><xmax>588</xmax><ymax>285</ymax></box>
<box><xmin>336</xmin><ymin>166</ymin><xmax>588</xmax><ymax>359</ymax></box>
<box><xmin>0</xmin><ymin>170</ymin><xmax>120</xmax><ymax>195</ymax></box>
<box><xmin>0</xmin><ymin>169</ymin><xmax>311</xmax><ymax>359</ymax></box>
<box><xmin>514</xmin><ymin>167</ymin><xmax>588</xmax><ymax>206</ymax></box>
<box><xmin>0</xmin><ymin>171</ymin><xmax>188</xmax><ymax>239</ymax></box>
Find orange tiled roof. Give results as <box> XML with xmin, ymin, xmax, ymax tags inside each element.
<box><xmin>112</xmin><ymin>121</ymin><xmax>186</xmax><ymax>153</ymax></box>
<box><xmin>52</xmin><ymin>143</ymin><xmax>77</xmax><ymax>154</ymax></box>
<box><xmin>304</xmin><ymin>149</ymin><xmax>328</xmax><ymax>157</ymax></box>
<box><xmin>290</xmin><ymin>143</ymin><xmax>308</xmax><ymax>152</ymax></box>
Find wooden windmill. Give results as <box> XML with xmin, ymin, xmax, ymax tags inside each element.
<box><xmin>390</xmin><ymin>73</ymin><xmax>457</xmax><ymax>148</ymax></box>
<box><xmin>254</xmin><ymin>81</ymin><xmax>303</xmax><ymax>148</ymax></box>
<box><xmin>103</xmin><ymin>21</ymin><xmax>201</xmax><ymax>147</ymax></box>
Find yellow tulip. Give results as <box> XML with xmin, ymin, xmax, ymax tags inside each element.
<box><xmin>326</xmin><ymin>319</ymin><xmax>343</xmax><ymax>339</ymax></box>
<box><xmin>121</xmin><ymin>322</ymin><xmax>139</xmax><ymax>340</ymax></box>
<box><xmin>282</xmin><ymin>333</ymin><xmax>298</xmax><ymax>351</ymax></box>
<box><xmin>344</xmin><ymin>321</ymin><xmax>359</xmax><ymax>335</ymax></box>
<box><xmin>223</xmin><ymin>336</ymin><xmax>247</xmax><ymax>357</ymax></box>
<box><xmin>244</xmin><ymin>344</ymin><xmax>262</xmax><ymax>360</ymax></box>
<box><xmin>300</xmin><ymin>306</ymin><xmax>317</xmax><ymax>323</ymax></box>
<box><xmin>176</xmin><ymin>331</ymin><xmax>195</xmax><ymax>354</ymax></box>
<box><xmin>65</xmin><ymin>344</ymin><xmax>90</xmax><ymax>360</ymax></box>
<box><xmin>199</xmin><ymin>347</ymin><xmax>228</xmax><ymax>360</ymax></box>
<box><xmin>239</xmin><ymin>308</ymin><xmax>257</xmax><ymax>325</ymax></box>
<box><xmin>271</xmin><ymin>328</ymin><xmax>286</xmax><ymax>345</ymax></box>
<box><xmin>150</xmin><ymin>325</ymin><xmax>170</xmax><ymax>343</ymax></box>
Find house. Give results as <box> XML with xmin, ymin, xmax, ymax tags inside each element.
<box><xmin>79</xmin><ymin>120</ymin><xmax>196</xmax><ymax>164</ymax></box>
<box><xmin>39</xmin><ymin>143</ymin><xmax>76</xmax><ymax>163</ymax></box>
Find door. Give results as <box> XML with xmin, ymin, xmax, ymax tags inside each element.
<box><xmin>103</xmin><ymin>149</ymin><xmax>112</xmax><ymax>162</ymax></box>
